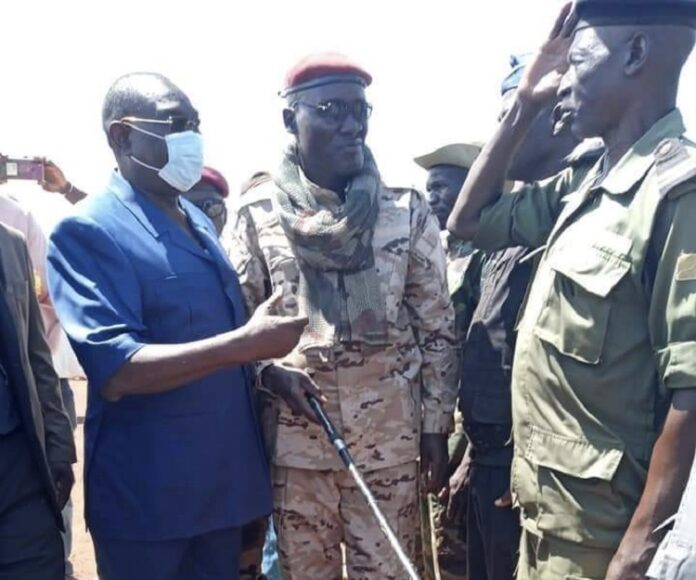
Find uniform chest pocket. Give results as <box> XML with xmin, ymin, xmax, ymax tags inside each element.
<box><xmin>534</xmin><ymin>239</ymin><xmax>631</xmax><ymax>365</ymax></box>
<box><xmin>146</xmin><ymin>272</ymin><xmax>233</xmax><ymax>342</ymax></box>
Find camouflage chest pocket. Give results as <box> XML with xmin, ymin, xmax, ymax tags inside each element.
<box><xmin>534</xmin><ymin>233</ymin><xmax>632</xmax><ymax>365</ymax></box>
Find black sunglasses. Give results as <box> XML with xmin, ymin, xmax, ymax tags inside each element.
<box><xmin>294</xmin><ymin>99</ymin><xmax>373</xmax><ymax>125</ymax></box>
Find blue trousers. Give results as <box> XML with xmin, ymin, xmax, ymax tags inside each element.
<box><xmin>94</xmin><ymin>526</ymin><xmax>242</xmax><ymax>580</ymax></box>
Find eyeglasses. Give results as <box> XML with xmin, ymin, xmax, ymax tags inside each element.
<box><xmin>197</xmin><ymin>198</ymin><xmax>227</xmax><ymax>220</ymax></box>
<box><xmin>293</xmin><ymin>99</ymin><xmax>373</xmax><ymax>125</ymax></box>
<box><xmin>119</xmin><ymin>115</ymin><xmax>201</xmax><ymax>133</ymax></box>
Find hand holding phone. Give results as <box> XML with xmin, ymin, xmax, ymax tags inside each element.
<box><xmin>1</xmin><ymin>157</ymin><xmax>45</xmax><ymax>182</ymax></box>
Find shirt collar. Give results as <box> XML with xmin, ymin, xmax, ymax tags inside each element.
<box><xmin>109</xmin><ymin>171</ymin><xmax>206</xmax><ymax>238</ymax></box>
<box><xmin>599</xmin><ymin>109</ymin><xmax>686</xmax><ymax>196</ymax></box>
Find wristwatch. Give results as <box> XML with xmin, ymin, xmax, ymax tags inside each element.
<box><xmin>61</xmin><ymin>181</ymin><xmax>74</xmax><ymax>196</ymax></box>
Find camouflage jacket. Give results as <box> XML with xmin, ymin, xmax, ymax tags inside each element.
<box><xmin>224</xmin><ymin>178</ymin><xmax>458</xmax><ymax>471</ymax></box>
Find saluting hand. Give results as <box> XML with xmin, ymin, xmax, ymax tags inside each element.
<box><xmin>517</xmin><ymin>2</ymin><xmax>578</xmax><ymax>106</ymax></box>
<box><xmin>244</xmin><ymin>287</ymin><xmax>308</xmax><ymax>360</ymax></box>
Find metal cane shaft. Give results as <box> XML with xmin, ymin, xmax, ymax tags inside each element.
<box><xmin>308</xmin><ymin>396</ymin><xmax>422</xmax><ymax>580</ymax></box>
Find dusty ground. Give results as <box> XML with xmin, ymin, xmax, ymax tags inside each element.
<box><xmin>70</xmin><ymin>380</ymin><xmax>97</xmax><ymax>580</ymax></box>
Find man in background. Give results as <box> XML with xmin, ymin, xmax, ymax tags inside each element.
<box><xmin>414</xmin><ymin>142</ymin><xmax>482</xmax><ymax>580</ymax></box>
<box><xmin>0</xmin><ymin>161</ymin><xmax>76</xmax><ymax>580</ymax></box>
<box><xmin>0</xmin><ymin>156</ymin><xmax>84</xmax><ymax>580</ymax></box>
<box><xmin>183</xmin><ymin>166</ymin><xmax>229</xmax><ymax>236</ymax></box>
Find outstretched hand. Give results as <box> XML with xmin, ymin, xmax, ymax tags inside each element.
<box><xmin>245</xmin><ymin>287</ymin><xmax>308</xmax><ymax>361</ymax></box>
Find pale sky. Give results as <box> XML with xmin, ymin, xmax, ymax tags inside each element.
<box><xmin>2</xmin><ymin>0</ymin><xmax>696</xmax><ymax>200</ymax></box>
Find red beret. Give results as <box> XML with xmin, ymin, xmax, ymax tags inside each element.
<box><xmin>200</xmin><ymin>166</ymin><xmax>229</xmax><ymax>198</ymax></box>
<box><xmin>281</xmin><ymin>52</ymin><xmax>372</xmax><ymax>97</ymax></box>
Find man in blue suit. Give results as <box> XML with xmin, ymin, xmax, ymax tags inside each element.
<box><xmin>47</xmin><ymin>72</ymin><xmax>310</xmax><ymax>580</ymax></box>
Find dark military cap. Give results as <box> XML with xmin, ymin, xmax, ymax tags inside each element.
<box><xmin>575</xmin><ymin>0</ymin><xmax>696</xmax><ymax>28</ymax></box>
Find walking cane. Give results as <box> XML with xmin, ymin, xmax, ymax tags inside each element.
<box><xmin>306</xmin><ymin>394</ymin><xmax>422</xmax><ymax>580</ymax></box>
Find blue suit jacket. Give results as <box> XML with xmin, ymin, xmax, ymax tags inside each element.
<box><xmin>47</xmin><ymin>172</ymin><xmax>271</xmax><ymax>541</ymax></box>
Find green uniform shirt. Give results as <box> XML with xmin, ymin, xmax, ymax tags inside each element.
<box><xmin>474</xmin><ymin>110</ymin><xmax>696</xmax><ymax>549</ymax></box>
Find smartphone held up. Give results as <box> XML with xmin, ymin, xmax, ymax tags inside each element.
<box><xmin>0</xmin><ymin>157</ymin><xmax>45</xmax><ymax>182</ymax></box>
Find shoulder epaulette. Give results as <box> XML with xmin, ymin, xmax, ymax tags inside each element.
<box><xmin>655</xmin><ymin>137</ymin><xmax>696</xmax><ymax>199</ymax></box>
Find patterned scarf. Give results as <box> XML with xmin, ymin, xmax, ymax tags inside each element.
<box><xmin>272</xmin><ymin>145</ymin><xmax>388</xmax><ymax>350</ymax></box>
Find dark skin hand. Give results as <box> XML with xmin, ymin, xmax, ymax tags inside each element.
<box><xmin>447</xmin><ymin>3</ymin><xmax>577</xmax><ymax>240</ymax></box>
<box><xmin>261</xmin><ymin>364</ymin><xmax>325</xmax><ymax>424</ymax></box>
<box><xmin>421</xmin><ymin>433</ymin><xmax>449</xmax><ymax>494</ymax></box>
<box><xmin>606</xmin><ymin>389</ymin><xmax>696</xmax><ymax>579</ymax></box>
<box><xmin>440</xmin><ymin>442</ymin><xmax>511</xmax><ymax>521</ymax></box>
<box><xmin>440</xmin><ymin>444</ymin><xmax>472</xmax><ymax>523</ymax></box>
<box><xmin>40</xmin><ymin>159</ymin><xmax>87</xmax><ymax>204</ymax></box>
<box><xmin>50</xmin><ymin>461</ymin><xmax>74</xmax><ymax>511</ymax></box>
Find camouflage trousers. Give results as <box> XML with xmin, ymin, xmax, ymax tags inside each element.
<box><xmin>272</xmin><ymin>462</ymin><xmax>419</xmax><ymax>580</ymax></box>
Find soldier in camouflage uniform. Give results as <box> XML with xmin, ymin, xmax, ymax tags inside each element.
<box><xmin>225</xmin><ymin>53</ymin><xmax>458</xmax><ymax>579</ymax></box>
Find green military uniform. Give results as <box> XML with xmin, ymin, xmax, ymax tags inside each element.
<box><xmin>474</xmin><ymin>110</ymin><xmax>696</xmax><ymax>578</ymax></box>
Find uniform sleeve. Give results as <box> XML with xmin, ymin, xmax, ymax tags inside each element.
<box><xmin>650</xmin><ymin>188</ymin><xmax>696</xmax><ymax>390</ymax></box>
<box><xmin>473</xmin><ymin>167</ymin><xmax>578</xmax><ymax>251</ymax></box>
<box><xmin>47</xmin><ymin>216</ymin><xmax>147</xmax><ymax>393</ymax></box>
<box><xmin>19</xmin><ymin>237</ymin><xmax>76</xmax><ymax>465</ymax></box>
<box><xmin>405</xmin><ymin>192</ymin><xmax>458</xmax><ymax>434</ymax></box>
<box><xmin>223</xmin><ymin>206</ymin><xmax>272</xmax><ymax>316</ymax></box>
<box><xmin>223</xmin><ymin>205</ymin><xmax>275</xmax><ymax>383</ymax></box>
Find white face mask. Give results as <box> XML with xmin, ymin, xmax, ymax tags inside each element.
<box><xmin>125</xmin><ymin>123</ymin><xmax>204</xmax><ymax>192</ymax></box>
